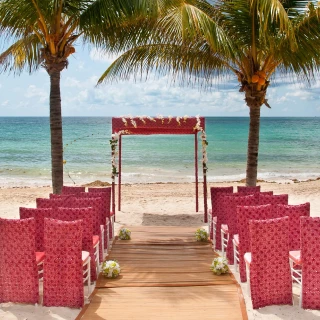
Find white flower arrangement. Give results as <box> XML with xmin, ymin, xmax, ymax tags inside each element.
<box><xmin>118</xmin><ymin>227</ymin><xmax>131</xmax><ymax>240</ymax></box>
<box><xmin>195</xmin><ymin>228</ymin><xmax>209</xmax><ymax>242</ymax></box>
<box><xmin>210</xmin><ymin>257</ymin><xmax>229</xmax><ymax>275</ymax></box>
<box><xmin>102</xmin><ymin>260</ymin><xmax>121</xmax><ymax>278</ymax></box>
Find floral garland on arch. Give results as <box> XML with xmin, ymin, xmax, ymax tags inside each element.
<box><xmin>110</xmin><ymin>130</ymin><xmax>130</xmax><ymax>182</ymax></box>
<box><xmin>194</xmin><ymin>115</ymin><xmax>208</xmax><ymax>176</ymax></box>
<box><xmin>110</xmin><ymin>115</ymin><xmax>208</xmax><ymax>180</ymax></box>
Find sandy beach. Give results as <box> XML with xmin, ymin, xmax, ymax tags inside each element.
<box><xmin>1</xmin><ymin>180</ymin><xmax>320</xmax><ymax>319</ymax></box>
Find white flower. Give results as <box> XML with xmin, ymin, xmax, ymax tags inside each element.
<box><xmin>122</xmin><ymin>117</ymin><xmax>128</xmax><ymax>126</ymax></box>
<box><xmin>147</xmin><ymin>116</ymin><xmax>156</xmax><ymax>122</ymax></box>
<box><xmin>138</xmin><ymin>116</ymin><xmax>146</xmax><ymax>124</ymax></box>
<box><xmin>102</xmin><ymin>260</ymin><xmax>121</xmax><ymax>278</ymax></box>
<box><xmin>112</xmin><ymin>133</ymin><xmax>119</xmax><ymax>141</ymax></box>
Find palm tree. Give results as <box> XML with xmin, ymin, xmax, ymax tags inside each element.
<box><xmin>98</xmin><ymin>0</ymin><xmax>320</xmax><ymax>186</ymax></box>
<box><xmin>0</xmin><ymin>0</ymin><xmax>160</xmax><ymax>193</ymax></box>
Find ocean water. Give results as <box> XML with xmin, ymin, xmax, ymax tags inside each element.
<box><xmin>0</xmin><ymin>117</ymin><xmax>319</xmax><ymax>187</ymax></box>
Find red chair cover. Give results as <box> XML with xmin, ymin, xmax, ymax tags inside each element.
<box><xmin>237</xmin><ymin>204</ymin><xmax>272</xmax><ymax>282</ymax></box>
<box><xmin>68</xmin><ymin>197</ymin><xmax>104</xmax><ymax>262</ymax></box>
<box><xmin>49</xmin><ymin>193</ymin><xmax>75</xmax><ymax>199</ymax></box>
<box><xmin>248</xmin><ymin>216</ymin><xmax>292</xmax><ymax>309</ymax></box>
<box><xmin>224</xmin><ymin>194</ymin><xmax>258</xmax><ymax>264</ymax></box>
<box><xmin>0</xmin><ymin>218</ymin><xmax>38</xmax><ymax>304</ymax></box>
<box><xmin>79</xmin><ymin>192</ymin><xmax>111</xmax><ymax>246</ymax></box>
<box><xmin>61</xmin><ymin>186</ymin><xmax>85</xmax><ymax>194</ymax></box>
<box><xmin>88</xmin><ymin>187</ymin><xmax>111</xmax><ymax>194</ymax></box>
<box><xmin>36</xmin><ymin>197</ymin><xmax>75</xmax><ymax>209</ymax></box>
<box><xmin>214</xmin><ymin>192</ymin><xmax>235</xmax><ymax>250</ymax></box>
<box><xmin>19</xmin><ymin>207</ymin><xmax>53</xmax><ymax>252</ymax></box>
<box><xmin>43</xmin><ymin>218</ymin><xmax>84</xmax><ymax>308</ymax></box>
<box><xmin>258</xmin><ymin>194</ymin><xmax>288</xmax><ymax>206</ymax></box>
<box><xmin>237</xmin><ymin>186</ymin><xmax>261</xmax><ymax>193</ymax></box>
<box><xmin>55</xmin><ymin>207</ymin><xmax>97</xmax><ymax>281</ymax></box>
<box><xmin>276</xmin><ymin>203</ymin><xmax>310</xmax><ymax>251</ymax></box>
<box><xmin>79</xmin><ymin>192</ymin><xmax>110</xmax><ymax>223</ymax></box>
<box><xmin>210</xmin><ymin>186</ymin><xmax>233</xmax><ymax>241</ymax></box>
<box><xmin>300</xmin><ymin>217</ymin><xmax>320</xmax><ymax>309</ymax></box>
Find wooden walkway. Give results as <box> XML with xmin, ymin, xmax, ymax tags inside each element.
<box><xmin>77</xmin><ymin>226</ymin><xmax>247</xmax><ymax>320</ymax></box>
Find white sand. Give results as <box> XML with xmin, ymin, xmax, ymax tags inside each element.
<box><xmin>1</xmin><ymin>181</ymin><xmax>320</xmax><ymax>319</ymax></box>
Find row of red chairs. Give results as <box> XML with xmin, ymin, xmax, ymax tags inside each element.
<box><xmin>0</xmin><ymin>186</ymin><xmax>113</xmax><ymax>308</ymax></box>
<box><xmin>208</xmin><ymin>185</ymin><xmax>318</xmax><ymax>309</ymax></box>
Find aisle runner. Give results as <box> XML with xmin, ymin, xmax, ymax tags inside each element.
<box><xmin>78</xmin><ymin>226</ymin><xmax>247</xmax><ymax>320</ymax></box>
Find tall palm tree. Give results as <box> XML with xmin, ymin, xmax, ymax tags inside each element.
<box><xmin>0</xmin><ymin>0</ymin><xmax>160</xmax><ymax>193</ymax></box>
<box><xmin>98</xmin><ymin>0</ymin><xmax>320</xmax><ymax>186</ymax></box>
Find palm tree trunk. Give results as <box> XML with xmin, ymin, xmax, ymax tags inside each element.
<box><xmin>49</xmin><ymin>70</ymin><xmax>63</xmax><ymax>194</ymax></box>
<box><xmin>246</xmin><ymin>106</ymin><xmax>261</xmax><ymax>186</ymax></box>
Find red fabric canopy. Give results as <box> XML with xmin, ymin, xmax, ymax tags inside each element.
<box><xmin>112</xmin><ymin>117</ymin><xmax>205</xmax><ymax>134</ymax></box>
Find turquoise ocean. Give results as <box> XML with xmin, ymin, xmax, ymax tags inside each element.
<box><xmin>0</xmin><ymin>117</ymin><xmax>319</xmax><ymax>187</ymax></box>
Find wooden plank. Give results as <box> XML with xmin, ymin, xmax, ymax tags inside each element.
<box><xmin>79</xmin><ymin>286</ymin><xmax>244</xmax><ymax>320</ymax></box>
<box><xmin>78</xmin><ymin>226</ymin><xmax>247</xmax><ymax>320</ymax></box>
<box><xmin>96</xmin><ymin>271</ymin><xmax>235</xmax><ymax>288</ymax></box>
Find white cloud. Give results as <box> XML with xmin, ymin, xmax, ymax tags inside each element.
<box><xmin>25</xmin><ymin>85</ymin><xmax>47</xmax><ymax>103</ymax></box>
<box><xmin>2</xmin><ymin>43</ymin><xmax>320</xmax><ymax>117</ymax></box>
<box><xmin>89</xmin><ymin>48</ymin><xmax>122</xmax><ymax>65</ymax></box>
<box><xmin>63</xmin><ymin>77</ymin><xmax>82</xmax><ymax>88</ymax></box>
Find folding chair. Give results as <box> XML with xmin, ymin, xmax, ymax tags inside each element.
<box><xmin>222</xmin><ymin>194</ymin><xmax>257</xmax><ymax>264</ymax></box>
<box><xmin>236</xmin><ymin>204</ymin><xmax>271</xmax><ymax>281</ymax></box>
<box><xmin>237</xmin><ymin>185</ymin><xmax>261</xmax><ymax>194</ymax></box>
<box><xmin>79</xmin><ymin>191</ymin><xmax>112</xmax><ymax>252</ymax></box>
<box><xmin>289</xmin><ymin>216</ymin><xmax>320</xmax><ymax>309</ymax></box>
<box><xmin>244</xmin><ymin>217</ymin><xmax>292</xmax><ymax>309</ymax></box>
<box><xmin>43</xmin><ymin>218</ymin><xmax>90</xmax><ymax>308</ymax></box>
<box><xmin>88</xmin><ymin>187</ymin><xmax>113</xmax><ymax>241</ymax></box>
<box><xmin>209</xmin><ymin>186</ymin><xmax>233</xmax><ymax>249</ymax></box>
<box><xmin>0</xmin><ymin>218</ymin><xmax>39</xmax><ymax>304</ymax></box>
<box><xmin>258</xmin><ymin>193</ymin><xmax>288</xmax><ymax>206</ymax></box>
<box><xmin>61</xmin><ymin>186</ymin><xmax>86</xmax><ymax>194</ymax></box>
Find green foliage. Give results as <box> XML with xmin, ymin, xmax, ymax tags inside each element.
<box><xmin>98</xmin><ymin>0</ymin><xmax>320</xmax><ymax>89</ymax></box>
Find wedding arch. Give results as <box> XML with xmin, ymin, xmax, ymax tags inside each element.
<box><xmin>111</xmin><ymin>116</ymin><xmax>208</xmax><ymax>222</ymax></box>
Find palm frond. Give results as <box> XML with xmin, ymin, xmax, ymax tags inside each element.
<box><xmin>97</xmin><ymin>42</ymin><xmax>232</xmax><ymax>87</ymax></box>
<box><xmin>0</xmin><ymin>34</ymin><xmax>42</xmax><ymax>74</ymax></box>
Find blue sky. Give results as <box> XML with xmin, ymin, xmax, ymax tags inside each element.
<box><xmin>0</xmin><ymin>45</ymin><xmax>320</xmax><ymax>117</ymax></box>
